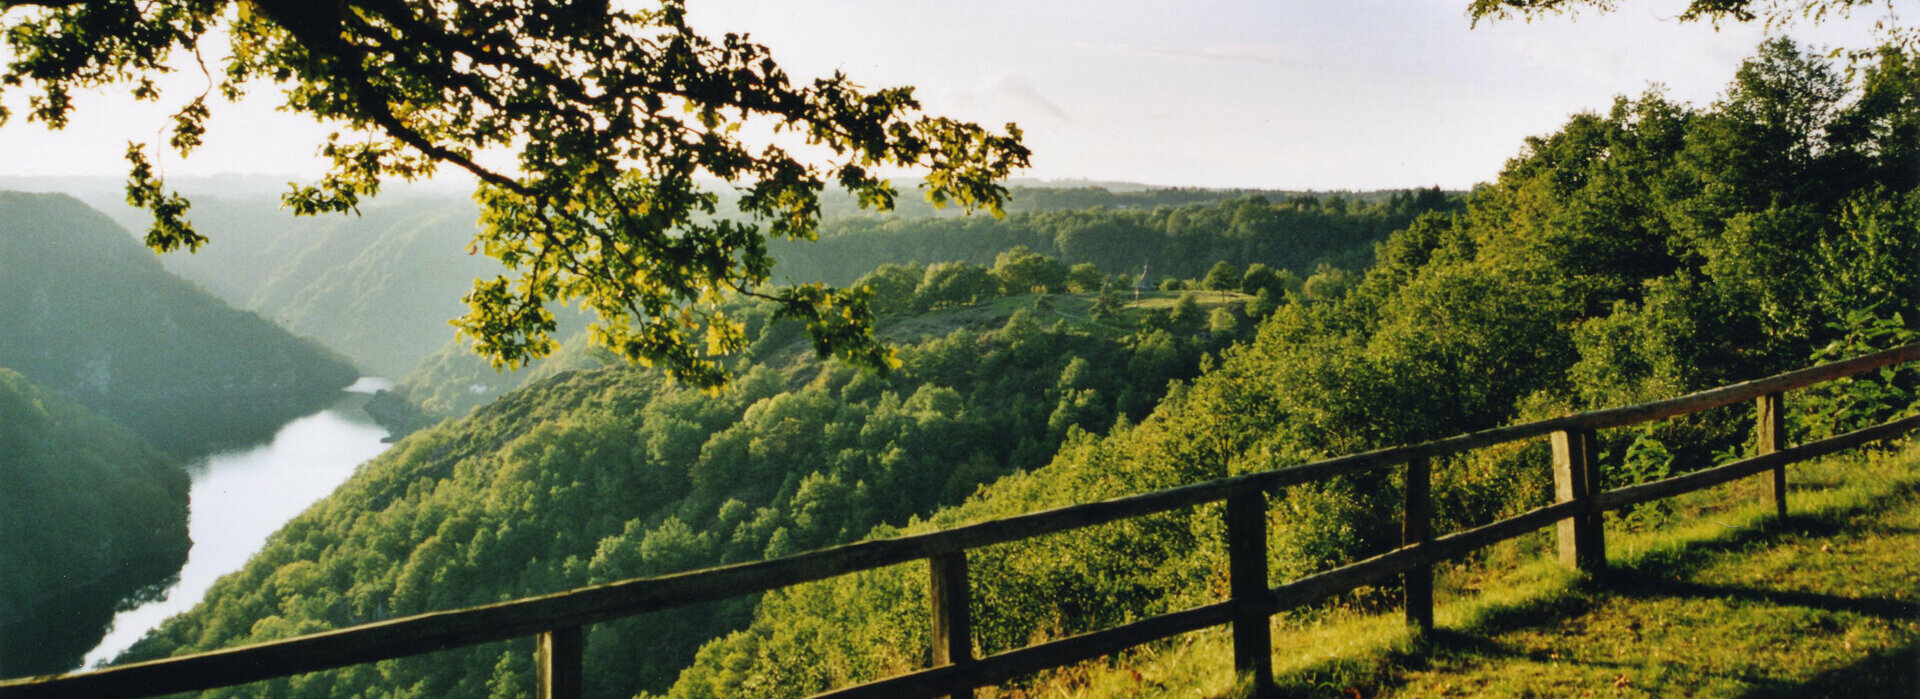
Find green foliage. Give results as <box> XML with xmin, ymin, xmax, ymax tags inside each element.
<box><xmin>0</xmin><ymin>368</ymin><xmax>188</xmax><ymax>678</ymax></box>
<box><xmin>661</xmin><ymin>40</ymin><xmax>1920</xmax><ymax>697</ymax></box>
<box><xmin>1</xmin><ymin>0</ymin><xmax>1029</xmax><ymax>387</ymax></box>
<box><xmin>1065</xmin><ymin>262</ymin><xmax>1106</xmax><ymax>293</ymax></box>
<box><xmin>1610</xmin><ymin>428</ymin><xmax>1677</xmax><ymax>529</ymax></box>
<box><xmin>914</xmin><ymin>262</ymin><xmax>1000</xmax><ymax>311</ymax></box>
<box><xmin>1201</xmin><ymin>261</ymin><xmax>1241</xmax><ymax>291</ymax></box>
<box><xmin>990</xmin><ymin>245</ymin><xmax>1070</xmax><ymax>295</ymax></box>
<box><xmin>121</xmin><ymin>287</ymin><xmax>1237</xmax><ymax>696</ymax></box>
<box><xmin>1791</xmin><ymin>309</ymin><xmax>1920</xmax><ymax>440</ymax></box>
<box><xmin>1465</xmin><ymin>0</ymin><xmax>1899</xmax><ymax>28</ymax></box>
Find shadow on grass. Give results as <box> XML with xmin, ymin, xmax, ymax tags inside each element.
<box><xmin>1735</xmin><ymin>639</ymin><xmax>1919</xmax><ymax>699</ymax></box>
<box><xmin>1606</xmin><ymin>573</ymin><xmax>1918</xmax><ymax>622</ymax></box>
<box><xmin>1264</xmin><ymin>466</ymin><xmax>1919</xmax><ymax>698</ymax></box>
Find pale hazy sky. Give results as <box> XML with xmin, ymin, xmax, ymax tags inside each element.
<box><xmin>0</xmin><ymin>0</ymin><xmax>1892</xmax><ymax>190</ymax></box>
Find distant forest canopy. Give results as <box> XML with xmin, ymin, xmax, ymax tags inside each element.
<box><xmin>774</xmin><ymin>188</ymin><xmax>1458</xmax><ymax>287</ymax></box>
<box><xmin>659</xmin><ymin>38</ymin><xmax>1920</xmax><ymax>697</ymax></box>
<box><xmin>117</xmin><ymin>288</ymin><xmax>1263</xmax><ymax>696</ymax></box>
<box><xmin>0</xmin><ymin>192</ymin><xmax>359</xmax><ymax>454</ymax></box>
<box><xmin>815</xmin><ymin>180</ymin><xmax>1453</xmax><ymax>220</ymax></box>
<box><xmin>0</xmin><ymin>368</ymin><xmax>188</xmax><ymax>680</ymax></box>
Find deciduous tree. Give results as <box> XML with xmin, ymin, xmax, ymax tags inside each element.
<box><xmin>0</xmin><ymin>0</ymin><xmax>1029</xmax><ymax>386</ymax></box>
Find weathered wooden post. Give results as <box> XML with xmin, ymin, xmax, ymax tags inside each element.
<box><xmin>929</xmin><ymin>551</ymin><xmax>975</xmax><ymax>699</ymax></box>
<box><xmin>1551</xmin><ymin>429</ymin><xmax>1605</xmax><ymax>572</ymax></box>
<box><xmin>1402</xmin><ymin>457</ymin><xmax>1434</xmax><ymax>631</ymax></box>
<box><xmin>1757</xmin><ymin>391</ymin><xmax>1787</xmax><ymax>518</ymax></box>
<box><xmin>1226</xmin><ymin>491</ymin><xmax>1274</xmax><ymax>696</ymax></box>
<box><xmin>537</xmin><ymin>626</ymin><xmax>584</xmax><ymax>699</ymax></box>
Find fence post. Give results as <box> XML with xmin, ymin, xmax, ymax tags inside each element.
<box><xmin>929</xmin><ymin>551</ymin><xmax>975</xmax><ymax>699</ymax></box>
<box><xmin>1226</xmin><ymin>492</ymin><xmax>1274</xmax><ymax>696</ymax></box>
<box><xmin>1402</xmin><ymin>458</ymin><xmax>1434</xmax><ymax>631</ymax></box>
<box><xmin>1551</xmin><ymin>428</ymin><xmax>1606</xmax><ymax>573</ymax></box>
<box><xmin>1757</xmin><ymin>391</ymin><xmax>1788</xmax><ymax>518</ymax></box>
<box><xmin>537</xmin><ymin>626</ymin><xmax>583</xmax><ymax>699</ymax></box>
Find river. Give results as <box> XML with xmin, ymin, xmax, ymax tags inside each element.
<box><xmin>82</xmin><ymin>378</ymin><xmax>395</xmax><ymax>667</ymax></box>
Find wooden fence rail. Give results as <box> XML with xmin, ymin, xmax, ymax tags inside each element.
<box><xmin>4</xmin><ymin>343</ymin><xmax>1916</xmax><ymax>699</ymax></box>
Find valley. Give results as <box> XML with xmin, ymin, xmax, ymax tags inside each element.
<box><xmin>0</xmin><ymin>31</ymin><xmax>1914</xmax><ymax>699</ymax></box>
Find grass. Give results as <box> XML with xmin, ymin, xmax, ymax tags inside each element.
<box><xmin>1124</xmin><ymin>290</ymin><xmax>1252</xmax><ymax>310</ymax></box>
<box><xmin>1004</xmin><ymin>439</ymin><xmax>1920</xmax><ymax>698</ymax></box>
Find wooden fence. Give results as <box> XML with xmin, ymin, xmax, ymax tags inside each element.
<box><xmin>4</xmin><ymin>343</ymin><xmax>1916</xmax><ymax>699</ymax></box>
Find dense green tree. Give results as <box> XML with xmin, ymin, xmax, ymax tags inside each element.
<box><xmin>0</xmin><ymin>0</ymin><xmax>1028</xmax><ymax>386</ymax></box>
<box><xmin>1064</xmin><ymin>262</ymin><xmax>1106</xmax><ymax>293</ymax></box>
<box><xmin>0</xmin><ymin>368</ymin><xmax>188</xmax><ymax>678</ymax></box>
<box><xmin>1200</xmin><ymin>260</ymin><xmax>1241</xmax><ymax>290</ymax></box>
<box><xmin>914</xmin><ymin>262</ymin><xmax>999</xmax><ymax>310</ymax></box>
<box><xmin>851</xmin><ymin>263</ymin><xmax>928</xmax><ymax>317</ymax></box>
<box><xmin>989</xmin><ymin>245</ymin><xmax>1070</xmax><ymax>295</ymax></box>
<box><xmin>1299</xmin><ymin>262</ymin><xmax>1356</xmax><ymax>302</ymax></box>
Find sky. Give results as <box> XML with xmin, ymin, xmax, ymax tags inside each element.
<box><xmin>0</xmin><ymin>0</ymin><xmax>1894</xmax><ymax>191</ymax></box>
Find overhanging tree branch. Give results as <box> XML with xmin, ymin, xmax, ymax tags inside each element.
<box><xmin>0</xmin><ymin>0</ymin><xmax>1032</xmax><ymax>386</ymax></box>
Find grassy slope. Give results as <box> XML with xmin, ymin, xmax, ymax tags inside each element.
<box><xmin>1016</xmin><ymin>439</ymin><xmax>1920</xmax><ymax>698</ymax></box>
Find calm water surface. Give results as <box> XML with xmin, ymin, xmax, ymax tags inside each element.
<box><xmin>83</xmin><ymin>380</ymin><xmax>394</xmax><ymax>667</ymax></box>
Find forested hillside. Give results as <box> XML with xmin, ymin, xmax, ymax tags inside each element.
<box><xmin>108</xmin><ymin>195</ymin><xmax>507</xmax><ymax>379</ymax></box>
<box><xmin>361</xmin><ymin>190</ymin><xmax>1430</xmax><ymax>435</ymax></box>
<box><xmin>658</xmin><ymin>39</ymin><xmax>1920</xmax><ymax>697</ymax></box>
<box><xmin>0</xmin><ymin>192</ymin><xmax>360</xmax><ymax>454</ymax></box>
<box><xmin>0</xmin><ymin>369</ymin><xmax>188</xmax><ymax>679</ymax></box>
<box><xmin>115</xmin><ymin>286</ymin><xmax>1261</xmax><ymax>696</ymax></box>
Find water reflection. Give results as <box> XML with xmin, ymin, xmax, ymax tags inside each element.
<box><xmin>83</xmin><ymin>387</ymin><xmax>391</xmax><ymax>667</ymax></box>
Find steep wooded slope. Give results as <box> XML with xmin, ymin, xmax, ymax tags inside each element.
<box><xmin>0</xmin><ymin>368</ymin><xmax>188</xmax><ymax>679</ymax></box>
<box><xmin>115</xmin><ymin>291</ymin><xmax>1251</xmax><ymax>697</ymax></box>
<box><xmin>0</xmin><ymin>192</ymin><xmax>359</xmax><ymax>454</ymax></box>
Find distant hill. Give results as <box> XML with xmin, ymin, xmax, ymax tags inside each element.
<box><xmin>152</xmin><ymin>196</ymin><xmax>502</xmax><ymax>378</ymax></box>
<box><xmin>0</xmin><ymin>191</ymin><xmax>359</xmax><ymax>454</ymax></box>
<box><xmin>0</xmin><ymin>367</ymin><xmax>188</xmax><ymax>678</ymax></box>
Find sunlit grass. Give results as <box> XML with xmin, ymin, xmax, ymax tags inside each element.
<box><xmin>1013</xmin><ymin>439</ymin><xmax>1919</xmax><ymax>698</ymax></box>
<box><xmin>1124</xmin><ymin>290</ymin><xmax>1251</xmax><ymax>310</ymax></box>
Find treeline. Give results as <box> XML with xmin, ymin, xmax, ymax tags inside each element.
<box><xmin>770</xmin><ymin>189</ymin><xmax>1456</xmax><ymax>287</ymax></box>
<box><xmin>117</xmin><ymin>286</ymin><xmax>1264</xmax><ymax>696</ymax></box>
<box><xmin>815</xmin><ymin>182</ymin><xmax>1434</xmax><ymax>220</ymax></box>
<box><xmin>0</xmin><ymin>369</ymin><xmax>188</xmax><ymax>679</ymax></box>
<box><xmin>658</xmin><ymin>39</ymin><xmax>1920</xmax><ymax>697</ymax></box>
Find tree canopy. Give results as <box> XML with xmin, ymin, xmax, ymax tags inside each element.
<box><xmin>0</xmin><ymin>0</ymin><xmax>1029</xmax><ymax>386</ymax></box>
<box><xmin>1467</xmin><ymin>0</ymin><xmax>1897</xmax><ymax>26</ymax></box>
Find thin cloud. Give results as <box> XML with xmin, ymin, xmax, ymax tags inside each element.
<box><xmin>1116</xmin><ymin>42</ymin><xmax>1279</xmax><ymax>65</ymax></box>
<box><xmin>985</xmin><ymin>74</ymin><xmax>1072</xmax><ymax>123</ymax></box>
